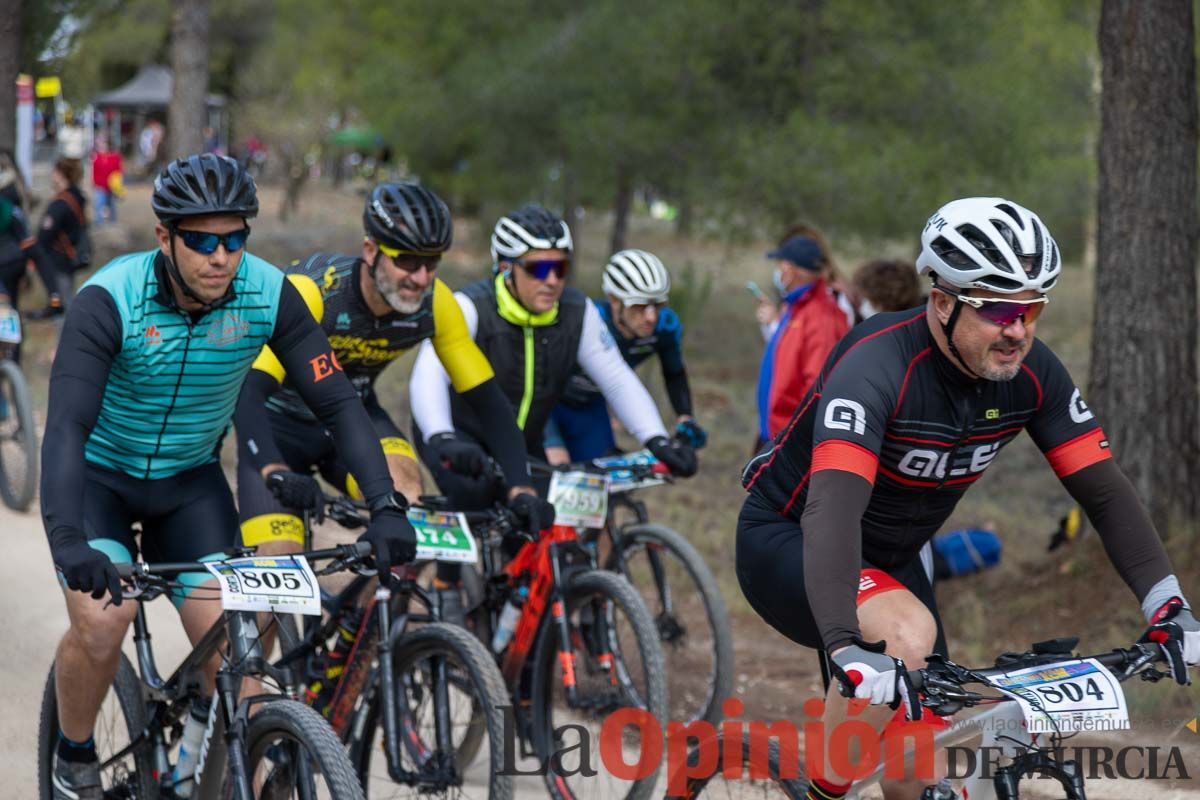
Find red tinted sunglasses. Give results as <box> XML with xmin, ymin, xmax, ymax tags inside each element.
<box><xmin>938</xmin><ymin>287</ymin><xmax>1048</xmax><ymax>327</ymax></box>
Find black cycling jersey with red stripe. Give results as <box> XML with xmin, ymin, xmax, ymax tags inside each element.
<box><xmin>742</xmin><ymin>306</ymin><xmax>1110</xmax><ymax>569</ymax></box>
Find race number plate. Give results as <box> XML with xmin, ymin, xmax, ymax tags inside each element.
<box><xmin>206</xmin><ymin>555</ymin><xmax>321</xmax><ymax>616</ymax></box>
<box><xmin>548</xmin><ymin>470</ymin><xmax>611</xmax><ymax>528</ymax></box>
<box><xmin>409</xmin><ymin>508</ymin><xmax>478</xmax><ymax>563</ymax></box>
<box><xmin>591</xmin><ymin>450</ymin><xmax>664</xmax><ymax>492</ymax></box>
<box><xmin>0</xmin><ymin>305</ymin><xmax>21</xmax><ymax>344</ymax></box>
<box><xmin>987</xmin><ymin>658</ymin><xmax>1130</xmax><ymax>733</ymax></box>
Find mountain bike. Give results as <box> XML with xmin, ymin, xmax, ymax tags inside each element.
<box><xmin>37</xmin><ymin>543</ymin><xmax>370</xmax><ymax>799</ymax></box>
<box><xmin>666</xmin><ymin>635</ymin><xmax>1172</xmax><ymax>799</ymax></box>
<box><xmin>273</xmin><ymin>495</ymin><xmax>512</xmax><ymax>799</ymax></box>
<box><xmin>534</xmin><ymin>449</ymin><xmax>734</xmax><ymax>727</ymax></box>
<box><xmin>448</xmin><ymin>498</ymin><xmax>668</xmax><ymax>800</ymax></box>
<box><xmin>0</xmin><ymin>298</ymin><xmax>37</xmax><ymax>510</ymax></box>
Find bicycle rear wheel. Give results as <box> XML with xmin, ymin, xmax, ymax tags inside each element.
<box><xmin>355</xmin><ymin>622</ymin><xmax>512</xmax><ymax>799</ymax></box>
<box><xmin>0</xmin><ymin>358</ymin><xmax>38</xmax><ymax>511</ymax></box>
<box><xmin>606</xmin><ymin>523</ymin><xmax>734</xmax><ymax>726</ymax></box>
<box><xmin>244</xmin><ymin>699</ymin><xmax>365</xmax><ymax>799</ymax></box>
<box><xmin>531</xmin><ymin>569</ymin><xmax>668</xmax><ymax>800</ymax></box>
<box><xmin>37</xmin><ymin>654</ymin><xmax>158</xmax><ymax>799</ymax></box>
<box><xmin>663</xmin><ymin>733</ymin><xmax>807</xmax><ymax>799</ymax></box>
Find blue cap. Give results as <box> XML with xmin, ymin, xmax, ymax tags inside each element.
<box><xmin>766</xmin><ymin>236</ymin><xmax>823</xmax><ymax>271</ymax></box>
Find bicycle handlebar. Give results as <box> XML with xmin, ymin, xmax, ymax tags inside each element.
<box><xmin>115</xmin><ymin>541</ymin><xmax>374</xmax><ymax>580</ymax></box>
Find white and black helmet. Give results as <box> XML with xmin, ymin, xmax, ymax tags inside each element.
<box><xmin>603</xmin><ymin>249</ymin><xmax>671</xmax><ymax>305</ymax></box>
<box><xmin>491</xmin><ymin>204</ymin><xmax>573</xmax><ymax>266</ymax></box>
<box><xmin>916</xmin><ymin>197</ymin><xmax>1060</xmax><ymax>294</ymax></box>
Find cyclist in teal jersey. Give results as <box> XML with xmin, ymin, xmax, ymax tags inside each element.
<box><xmin>40</xmin><ymin>154</ymin><xmax>417</xmax><ymax>800</ymax></box>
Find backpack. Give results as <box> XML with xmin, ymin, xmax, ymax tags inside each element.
<box><xmin>55</xmin><ymin>190</ymin><xmax>92</xmax><ymax>272</ymax></box>
<box><xmin>932</xmin><ymin>527</ymin><xmax>1002</xmax><ymax>579</ymax></box>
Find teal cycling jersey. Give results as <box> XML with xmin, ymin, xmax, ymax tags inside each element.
<box><xmin>82</xmin><ymin>249</ymin><xmax>284</xmax><ymax>479</ymax></box>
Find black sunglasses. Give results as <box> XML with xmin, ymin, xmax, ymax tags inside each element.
<box><xmin>174</xmin><ymin>225</ymin><xmax>252</xmax><ymax>255</ymax></box>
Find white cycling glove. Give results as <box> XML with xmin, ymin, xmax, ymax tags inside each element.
<box><xmin>830</xmin><ymin>639</ymin><xmax>921</xmax><ymax>720</ymax></box>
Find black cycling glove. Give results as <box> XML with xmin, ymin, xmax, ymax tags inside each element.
<box><xmin>508</xmin><ymin>491</ymin><xmax>556</xmax><ymax>536</ymax></box>
<box><xmin>49</xmin><ymin>528</ymin><xmax>123</xmax><ymax>606</ymax></box>
<box><xmin>359</xmin><ymin>494</ymin><xmax>417</xmax><ymax>582</ymax></box>
<box><xmin>675</xmin><ymin>419</ymin><xmax>708</xmax><ymax>449</ymax></box>
<box><xmin>646</xmin><ymin>435</ymin><xmax>698</xmax><ymax>477</ymax></box>
<box><xmin>266</xmin><ymin>469</ymin><xmax>324</xmax><ymax>519</ymax></box>
<box><xmin>1141</xmin><ymin>597</ymin><xmax>1200</xmax><ymax>686</ymax></box>
<box><xmin>429</xmin><ymin>432</ymin><xmax>489</xmax><ymax>477</ymax></box>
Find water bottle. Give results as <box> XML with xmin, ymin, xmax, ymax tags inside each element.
<box><xmin>171</xmin><ymin>696</ymin><xmax>212</xmax><ymax>798</ymax></box>
<box><xmin>490</xmin><ymin>585</ymin><xmax>529</xmax><ymax>653</ymax></box>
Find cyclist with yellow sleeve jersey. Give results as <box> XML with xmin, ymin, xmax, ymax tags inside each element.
<box><xmin>233</xmin><ymin>183</ymin><xmax>554</xmax><ymax>585</ymax></box>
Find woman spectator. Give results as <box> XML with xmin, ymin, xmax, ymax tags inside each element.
<box><xmin>29</xmin><ymin>159</ymin><xmax>88</xmax><ymax>319</ymax></box>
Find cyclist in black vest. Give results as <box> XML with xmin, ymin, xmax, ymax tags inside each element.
<box><xmin>410</xmin><ymin>204</ymin><xmax>698</xmax><ymax>510</ymax></box>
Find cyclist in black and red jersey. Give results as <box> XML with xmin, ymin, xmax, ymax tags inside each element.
<box><xmin>737</xmin><ymin>197</ymin><xmax>1198</xmax><ymax>800</ymax></box>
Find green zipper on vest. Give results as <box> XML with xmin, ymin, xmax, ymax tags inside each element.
<box><xmin>517</xmin><ymin>326</ymin><xmax>534</xmax><ymax>429</ymax></box>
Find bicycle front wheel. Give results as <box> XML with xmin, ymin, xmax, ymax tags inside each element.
<box><xmin>0</xmin><ymin>358</ymin><xmax>38</xmax><ymax>511</ymax></box>
<box><xmin>244</xmin><ymin>699</ymin><xmax>365</xmax><ymax>799</ymax></box>
<box><xmin>606</xmin><ymin>522</ymin><xmax>734</xmax><ymax>726</ymax></box>
<box><xmin>356</xmin><ymin>622</ymin><xmax>512</xmax><ymax>799</ymax></box>
<box><xmin>531</xmin><ymin>569</ymin><xmax>668</xmax><ymax>800</ymax></box>
<box><xmin>37</xmin><ymin>654</ymin><xmax>158</xmax><ymax>800</ymax></box>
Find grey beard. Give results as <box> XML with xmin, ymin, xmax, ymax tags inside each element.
<box><xmin>383</xmin><ymin>289</ymin><xmax>424</xmax><ymax>314</ymax></box>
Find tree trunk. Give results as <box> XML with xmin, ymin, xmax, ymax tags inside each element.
<box><xmin>1091</xmin><ymin>0</ymin><xmax>1199</xmax><ymax>536</ymax></box>
<box><xmin>609</xmin><ymin>164</ymin><xmax>633</xmax><ymax>256</ymax></box>
<box><xmin>0</xmin><ymin>0</ymin><xmax>20</xmax><ymax>155</ymax></box>
<box><xmin>167</xmin><ymin>0</ymin><xmax>210</xmax><ymax>159</ymax></box>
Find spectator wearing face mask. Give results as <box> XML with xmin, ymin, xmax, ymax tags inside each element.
<box><xmin>754</xmin><ymin>235</ymin><xmax>849</xmax><ymax>448</ymax></box>
<box><xmin>850</xmin><ymin>258</ymin><xmax>922</xmax><ymax>319</ymax></box>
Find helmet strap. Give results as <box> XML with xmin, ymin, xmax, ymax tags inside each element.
<box><xmin>165</xmin><ymin>229</ymin><xmax>218</xmax><ymax>314</ymax></box>
<box><xmin>941</xmin><ymin>299</ymin><xmax>981</xmax><ymax>379</ymax></box>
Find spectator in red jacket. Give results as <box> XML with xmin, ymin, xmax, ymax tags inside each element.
<box><xmin>91</xmin><ymin>136</ymin><xmax>123</xmax><ymax>225</ymax></box>
<box><xmin>755</xmin><ymin>235</ymin><xmax>848</xmax><ymax>446</ymax></box>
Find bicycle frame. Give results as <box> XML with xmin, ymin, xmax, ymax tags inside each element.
<box><xmin>118</xmin><ymin>597</ymin><xmax>303</xmax><ymax>799</ymax></box>
<box><xmin>844</xmin><ymin>700</ymin><xmax>1049</xmax><ymax>800</ymax></box>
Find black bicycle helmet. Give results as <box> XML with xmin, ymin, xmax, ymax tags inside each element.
<box><xmin>363</xmin><ymin>182</ymin><xmax>453</xmax><ymax>254</ymax></box>
<box><xmin>491</xmin><ymin>203</ymin><xmax>573</xmax><ymax>264</ymax></box>
<box><xmin>151</xmin><ymin>153</ymin><xmax>258</xmax><ymax>222</ymax></box>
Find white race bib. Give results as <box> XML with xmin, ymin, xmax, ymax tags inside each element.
<box><xmin>986</xmin><ymin>658</ymin><xmax>1129</xmax><ymax>733</ymax></box>
<box><xmin>206</xmin><ymin>555</ymin><xmax>321</xmax><ymax>616</ymax></box>
<box><xmin>548</xmin><ymin>470</ymin><xmax>610</xmax><ymax>528</ymax></box>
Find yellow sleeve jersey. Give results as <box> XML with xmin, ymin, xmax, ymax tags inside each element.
<box><xmin>252</xmin><ymin>253</ymin><xmax>493</xmax><ymax>423</ymax></box>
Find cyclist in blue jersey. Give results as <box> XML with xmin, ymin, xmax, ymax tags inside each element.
<box><xmin>545</xmin><ymin>249</ymin><xmax>705</xmax><ymax>462</ymax></box>
<box><xmin>40</xmin><ymin>154</ymin><xmax>418</xmax><ymax>800</ymax></box>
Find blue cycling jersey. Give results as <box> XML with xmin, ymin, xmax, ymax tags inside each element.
<box><xmin>82</xmin><ymin>249</ymin><xmax>284</xmax><ymax>478</ymax></box>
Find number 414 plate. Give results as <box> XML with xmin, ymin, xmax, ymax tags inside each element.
<box><xmin>987</xmin><ymin>658</ymin><xmax>1130</xmax><ymax>733</ymax></box>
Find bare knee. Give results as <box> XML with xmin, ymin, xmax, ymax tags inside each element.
<box><xmin>859</xmin><ymin>591</ymin><xmax>937</xmax><ymax>668</ymax></box>
<box><xmin>64</xmin><ymin>598</ymin><xmax>136</xmax><ymax>659</ymax></box>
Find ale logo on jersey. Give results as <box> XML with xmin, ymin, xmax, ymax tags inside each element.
<box><xmin>898</xmin><ymin>441</ymin><xmax>1001</xmax><ymax>480</ymax></box>
<box><xmin>1069</xmin><ymin>388</ymin><xmax>1094</xmax><ymax>424</ymax></box>
<box><xmin>824</xmin><ymin>398</ymin><xmax>867</xmax><ymax>435</ymax></box>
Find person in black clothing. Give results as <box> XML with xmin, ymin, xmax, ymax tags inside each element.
<box><xmin>30</xmin><ymin>158</ymin><xmax>88</xmax><ymax>319</ymax></box>
<box><xmin>0</xmin><ymin>168</ymin><xmax>51</xmax><ymax>362</ymax></box>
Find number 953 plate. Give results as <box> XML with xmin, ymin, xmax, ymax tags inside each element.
<box><xmin>985</xmin><ymin>658</ymin><xmax>1130</xmax><ymax>733</ymax></box>
<box><xmin>206</xmin><ymin>556</ymin><xmax>321</xmax><ymax>616</ymax></box>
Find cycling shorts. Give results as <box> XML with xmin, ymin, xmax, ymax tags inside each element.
<box><xmin>238</xmin><ymin>404</ymin><xmax>413</xmax><ymax>547</ymax></box>
<box><xmin>735</xmin><ymin>493</ymin><xmax>948</xmax><ymax>657</ymax></box>
<box><xmin>548</xmin><ymin>394</ymin><xmax>617</xmax><ymax>462</ymax></box>
<box><xmin>78</xmin><ymin>461</ymin><xmax>236</xmax><ymax>609</ymax></box>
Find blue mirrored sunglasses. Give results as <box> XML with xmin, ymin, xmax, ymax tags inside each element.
<box><xmin>516</xmin><ymin>258</ymin><xmax>570</xmax><ymax>280</ymax></box>
<box><xmin>175</xmin><ymin>225</ymin><xmax>251</xmax><ymax>255</ymax></box>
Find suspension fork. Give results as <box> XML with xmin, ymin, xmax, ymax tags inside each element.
<box><xmin>548</xmin><ymin>542</ymin><xmax>580</xmax><ymax>706</ymax></box>
<box><xmin>369</xmin><ymin>584</ymin><xmax>409</xmax><ymax>780</ymax></box>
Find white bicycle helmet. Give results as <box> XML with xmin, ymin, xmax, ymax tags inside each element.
<box><xmin>916</xmin><ymin>197</ymin><xmax>1060</xmax><ymax>294</ymax></box>
<box><xmin>490</xmin><ymin>204</ymin><xmax>573</xmax><ymax>267</ymax></box>
<box><xmin>602</xmin><ymin>249</ymin><xmax>671</xmax><ymax>305</ymax></box>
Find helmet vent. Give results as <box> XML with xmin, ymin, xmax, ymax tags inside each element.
<box><xmin>995</xmin><ymin>203</ymin><xmax>1025</xmax><ymax>229</ymax></box>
